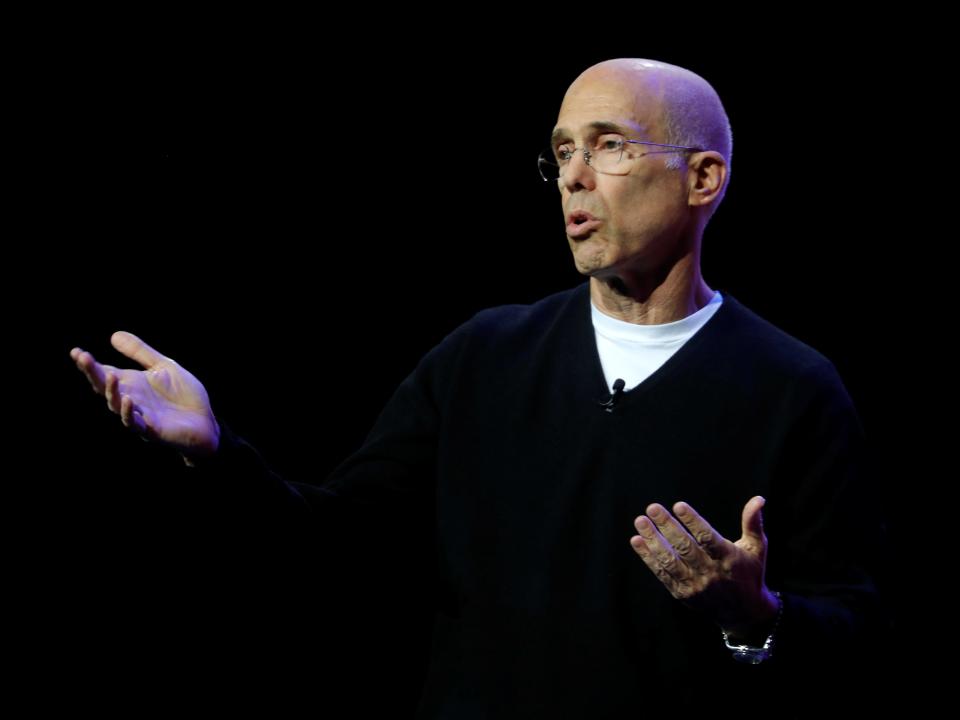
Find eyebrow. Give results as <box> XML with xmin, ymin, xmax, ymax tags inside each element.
<box><xmin>550</xmin><ymin>121</ymin><xmax>640</xmax><ymax>146</ymax></box>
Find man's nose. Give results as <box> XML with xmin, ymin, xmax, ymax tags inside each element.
<box><xmin>560</xmin><ymin>148</ymin><xmax>596</xmax><ymax>192</ymax></box>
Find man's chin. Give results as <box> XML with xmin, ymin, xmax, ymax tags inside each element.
<box><xmin>570</xmin><ymin>245</ymin><xmax>610</xmax><ymax>276</ymax></box>
<box><xmin>573</xmin><ymin>259</ymin><xmax>609</xmax><ymax>277</ymax></box>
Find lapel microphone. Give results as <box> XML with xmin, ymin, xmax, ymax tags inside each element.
<box><xmin>598</xmin><ymin>378</ymin><xmax>626</xmax><ymax>413</ymax></box>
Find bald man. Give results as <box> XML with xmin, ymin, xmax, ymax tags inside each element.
<box><xmin>71</xmin><ymin>59</ymin><xmax>884</xmax><ymax>716</ymax></box>
<box><xmin>552</xmin><ymin>58</ymin><xmax>782</xmax><ymax>645</ymax></box>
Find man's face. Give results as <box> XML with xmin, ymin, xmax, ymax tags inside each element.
<box><xmin>553</xmin><ymin>71</ymin><xmax>691</xmax><ymax>280</ymax></box>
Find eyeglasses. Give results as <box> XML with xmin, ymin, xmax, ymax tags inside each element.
<box><xmin>537</xmin><ymin>138</ymin><xmax>704</xmax><ymax>182</ymax></box>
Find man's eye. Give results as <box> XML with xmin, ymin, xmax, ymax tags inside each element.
<box><xmin>597</xmin><ymin>138</ymin><xmax>623</xmax><ymax>152</ymax></box>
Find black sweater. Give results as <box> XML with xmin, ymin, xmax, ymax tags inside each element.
<box><xmin>205</xmin><ymin>281</ymin><xmax>885</xmax><ymax>718</ymax></box>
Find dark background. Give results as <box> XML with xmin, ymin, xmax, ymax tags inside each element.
<box><xmin>20</xmin><ymin>21</ymin><xmax>926</xmax><ymax>715</ymax></box>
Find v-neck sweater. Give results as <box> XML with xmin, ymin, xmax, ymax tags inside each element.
<box><xmin>207</xmin><ymin>280</ymin><xmax>884</xmax><ymax>717</ymax></box>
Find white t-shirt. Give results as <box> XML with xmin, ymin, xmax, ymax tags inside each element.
<box><xmin>591</xmin><ymin>291</ymin><xmax>724</xmax><ymax>393</ymax></box>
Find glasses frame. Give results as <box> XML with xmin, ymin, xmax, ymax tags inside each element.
<box><xmin>538</xmin><ymin>139</ymin><xmax>705</xmax><ymax>182</ymax></box>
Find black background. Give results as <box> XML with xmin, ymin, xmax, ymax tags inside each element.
<box><xmin>19</xmin><ymin>18</ymin><xmax>929</xmax><ymax>715</ymax></box>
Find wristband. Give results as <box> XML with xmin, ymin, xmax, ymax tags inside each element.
<box><xmin>721</xmin><ymin>591</ymin><xmax>783</xmax><ymax>664</ymax></box>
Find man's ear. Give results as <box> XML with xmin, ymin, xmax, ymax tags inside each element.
<box><xmin>687</xmin><ymin>152</ymin><xmax>727</xmax><ymax>209</ymax></box>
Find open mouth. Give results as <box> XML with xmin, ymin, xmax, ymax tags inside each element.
<box><xmin>566</xmin><ymin>213</ymin><xmax>602</xmax><ymax>238</ymax></box>
<box><xmin>568</xmin><ymin>210</ymin><xmax>597</xmax><ymax>225</ymax></box>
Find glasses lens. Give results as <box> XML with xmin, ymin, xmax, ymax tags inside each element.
<box><xmin>538</xmin><ymin>150</ymin><xmax>560</xmax><ymax>181</ymax></box>
<box><xmin>591</xmin><ymin>141</ymin><xmax>625</xmax><ymax>174</ymax></box>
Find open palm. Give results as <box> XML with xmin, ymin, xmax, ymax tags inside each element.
<box><xmin>70</xmin><ymin>331</ymin><xmax>220</xmax><ymax>459</ymax></box>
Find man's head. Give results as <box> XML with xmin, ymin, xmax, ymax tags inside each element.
<box><xmin>551</xmin><ymin>58</ymin><xmax>730</xmax><ymax>284</ymax></box>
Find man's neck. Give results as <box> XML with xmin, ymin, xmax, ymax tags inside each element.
<box><xmin>590</xmin><ymin>271</ymin><xmax>715</xmax><ymax>325</ymax></box>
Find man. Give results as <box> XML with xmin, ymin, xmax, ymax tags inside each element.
<box><xmin>70</xmin><ymin>59</ymin><xmax>883</xmax><ymax>716</ymax></box>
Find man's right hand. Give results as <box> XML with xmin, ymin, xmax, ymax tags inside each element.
<box><xmin>70</xmin><ymin>331</ymin><xmax>220</xmax><ymax>465</ymax></box>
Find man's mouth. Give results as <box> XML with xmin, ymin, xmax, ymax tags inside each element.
<box><xmin>566</xmin><ymin>210</ymin><xmax>602</xmax><ymax>238</ymax></box>
<box><xmin>567</xmin><ymin>210</ymin><xmax>597</xmax><ymax>225</ymax></box>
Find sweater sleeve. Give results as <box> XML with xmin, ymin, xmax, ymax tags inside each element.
<box><xmin>160</xmin><ymin>326</ymin><xmax>472</xmax><ymax>717</ymax></box>
<box><xmin>186</xmin><ymin>316</ymin><xmax>470</xmax><ymax>531</ymax></box>
<box><xmin>764</xmin><ymin>358</ymin><xmax>890</xmax><ymax>670</ymax></box>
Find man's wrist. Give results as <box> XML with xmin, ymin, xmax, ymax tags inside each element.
<box><xmin>181</xmin><ymin>418</ymin><xmax>222</xmax><ymax>467</ymax></box>
<box><xmin>720</xmin><ymin>590</ymin><xmax>783</xmax><ymax>664</ymax></box>
<box><xmin>721</xmin><ymin>587</ymin><xmax>781</xmax><ymax>643</ymax></box>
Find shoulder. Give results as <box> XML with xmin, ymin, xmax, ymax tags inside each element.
<box><xmin>413</xmin><ymin>283</ymin><xmax>585</xmax><ymax>375</ymax></box>
<box><xmin>465</xmin><ymin>282</ymin><xmax>586</xmax><ymax>340</ymax></box>
<box><xmin>714</xmin><ymin>293</ymin><xmax>855</xmax><ymax>413</ymax></box>
<box><xmin>716</xmin><ymin>293</ymin><xmax>839</xmax><ymax>379</ymax></box>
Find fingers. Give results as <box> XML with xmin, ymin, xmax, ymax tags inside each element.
<box><xmin>671</xmin><ymin>501</ymin><xmax>728</xmax><ymax>560</ymax></box>
<box><xmin>104</xmin><ymin>372</ymin><xmax>122</xmax><ymax>414</ymax></box>
<box><xmin>633</xmin><ymin>503</ymin><xmax>705</xmax><ymax>594</ymax></box>
<box><xmin>650</xmin><ymin>504</ymin><xmax>700</xmax><ymax>563</ymax></box>
<box><xmin>630</xmin><ymin>501</ymin><xmax>733</xmax><ymax>583</ymax></box>
<box><xmin>631</xmin><ymin>510</ymin><xmax>687</xmax><ymax>586</ymax></box>
<box><xmin>72</xmin><ymin>332</ymin><xmax>166</xmax><ymax>395</ymax></box>
<box><xmin>72</xmin><ymin>342</ymin><xmax>155</xmax><ymax>443</ymax></box>
<box><xmin>740</xmin><ymin>496</ymin><xmax>767</xmax><ymax>548</ymax></box>
<box><xmin>120</xmin><ymin>394</ymin><xmax>153</xmax><ymax>440</ymax></box>
<box><xmin>111</xmin><ymin>331</ymin><xmax>167</xmax><ymax>370</ymax></box>
<box><xmin>71</xmin><ymin>347</ymin><xmax>109</xmax><ymax>394</ymax></box>
<box><xmin>637</xmin><ymin>503</ymin><xmax>720</xmax><ymax>568</ymax></box>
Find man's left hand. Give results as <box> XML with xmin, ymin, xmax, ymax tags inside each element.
<box><xmin>630</xmin><ymin>496</ymin><xmax>780</xmax><ymax>641</ymax></box>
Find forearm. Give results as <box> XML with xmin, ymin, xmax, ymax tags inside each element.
<box><xmin>183</xmin><ymin>419</ymin><xmax>314</xmax><ymax>519</ymax></box>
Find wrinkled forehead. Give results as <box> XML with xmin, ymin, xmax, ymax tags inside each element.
<box><xmin>553</xmin><ymin>71</ymin><xmax>663</xmax><ymax>143</ymax></box>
